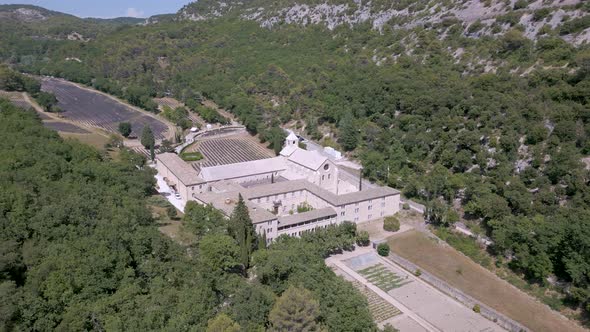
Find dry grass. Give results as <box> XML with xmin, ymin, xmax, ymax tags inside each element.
<box><xmin>150</xmin><ymin>203</ymin><xmax>196</xmax><ymax>246</ymax></box>
<box><xmin>387</xmin><ymin>230</ymin><xmax>585</xmax><ymax>332</ymax></box>
<box><xmin>59</xmin><ymin>132</ymin><xmax>109</xmax><ymax>149</ymax></box>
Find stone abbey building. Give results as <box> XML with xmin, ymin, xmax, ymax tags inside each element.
<box><xmin>156</xmin><ymin>132</ymin><xmax>400</xmax><ymax>243</ymax></box>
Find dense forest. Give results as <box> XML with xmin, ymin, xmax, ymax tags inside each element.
<box><xmin>1</xmin><ymin>0</ymin><xmax>589</xmax><ymax>323</ymax></box>
<box><xmin>0</xmin><ymin>101</ymin><xmax>375</xmax><ymax>330</ymax></box>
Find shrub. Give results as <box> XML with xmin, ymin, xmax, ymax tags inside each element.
<box><xmin>296</xmin><ymin>202</ymin><xmax>313</xmax><ymax>213</ymax></box>
<box><xmin>377</xmin><ymin>243</ymin><xmax>390</xmax><ymax>256</ymax></box>
<box><xmin>180</xmin><ymin>151</ymin><xmax>203</xmax><ymax>161</ymax></box>
<box><xmin>402</xmin><ymin>203</ymin><xmax>410</xmax><ymax>210</ymax></box>
<box><xmin>473</xmin><ymin>304</ymin><xmax>481</xmax><ymax>313</ymax></box>
<box><xmin>356</xmin><ymin>230</ymin><xmax>370</xmax><ymax>247</ymax></box>
<box><xmin>513</xmin><ymin>0</ymin><xmax>528</xmax><ymax>10</ymax></box>
<box><xmin>166</xmin><ymin>204</ymin><xmax>178</xmax><ymax>219</ymax></box>
<box><xmin>414</xmin><ymin>269</ymin><xmax>422</xmax><ymax>276</ymax></box>
<box><xmin>532</xmin><ymin>8</ymin><xmax>550</xmax><ymax>22</ymax></box>
<box><xmin>383</xmin><ymin>216</ymin><xmax>400</xmax><ymax>232</ymax></box>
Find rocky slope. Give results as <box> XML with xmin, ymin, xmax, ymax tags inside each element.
<box><xmin>179</xmin><ymin>0</ymin><xmax>590</xmax><ymax>44</ymax></box>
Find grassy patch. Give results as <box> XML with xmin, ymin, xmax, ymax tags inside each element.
<box><xmin>434</xmin><ymin>227</ymin><xmax>492</xmax><ymax>268</ymax></box>
<box><xmin>180</xmin><ymin>151</ymin><xmax>203</xmax><ymax>161</ymax></box>
<box><xmin>387</xmin><ymin>230</ymin><xmax>583</xmax><ymax>332</ymax></box>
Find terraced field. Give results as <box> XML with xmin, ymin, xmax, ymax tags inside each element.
<box><xmin>358</xmin><ymin>264</ymin><xmax>413</xmax><ymax>292</ymax></box>
<box><xmin>350</xmin><ymin>279</ymin><xmax>402</xmax><ymax>323</ymax></box>
<box><xmin>185</xmin><ymin>135</ymin><xmax>274</xmax><ymax>168</ymax></box>
<box><xmin>41</xmin><ymin>78</ymin><xmax>170</xmax><ymax>139</ymax></box>
<box><xmin>0</xmin><ymin>91</ymin><xmax>32</xmax><ymax>109</ymax></box>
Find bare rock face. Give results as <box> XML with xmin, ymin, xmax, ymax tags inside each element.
<box><xmin>13</xmin><ymin>8</ymin><xmax>47</xmax><ymax>21</ymax></box>
<box><xmin>179</xmin><ymin>0</ymin><xmax>589</xmax><ymax>44</ymax></box>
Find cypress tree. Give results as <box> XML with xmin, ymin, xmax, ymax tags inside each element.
<box><xmin>141</xmin><ymin>126</ymin><xmax>155</xmax><ymax>149</ymax></box>
<box><xmin>229</xmin><ymin>194</ymin><xmax>257</xmax><ymax>269</ymax></box>
<box><xmin>339</xmin><ymin>112</ymin><xmax>358</xmax><ymax>151</ymax></box>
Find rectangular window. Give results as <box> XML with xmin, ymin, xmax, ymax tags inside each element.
<box><xmin>380</xmin><ymin>211</ymin><xmax>384</xmax><ymax>217</ymax></box>
<box><xmin>354</xmin><ymin>208</ymin><xmax>359</xmax><ymax>214</ymax></box>
<box><xmin>368</xmin><ymin>205</ymin><xmax>372</xmax><ymax>211</ymax></box>
<box><xmin>328</xmin><ymin>174</ymin><xmax>331</xmax><ymax>179</ymax></box>
<box><xmin>354</xmin><ymin>217</ymin><xmax>359</xmax><ymax>222</ymax></box>
<box><xmin>340</xmin><ymin>211</ymin><xmax>345</xmax><ymax>216</ymax></box>
<box><xmin>368</xmin><ymin>214</ymin><xmax>372</xmax><ymax>219</ymax></box>
<box><xmin>322</xmin><ymin>175</ymin><xmax>325</xmax><ymax>180</ymax></box>
<box><xmin>381</xmin><ymin>202</ymin><xmax>385</xmax><ymax>207</ymax></box>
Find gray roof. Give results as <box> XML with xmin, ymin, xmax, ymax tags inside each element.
<box><xmin>193</xmin><ymin>191</ymin><xmax>277</xmax><ymax>224</ymax></box>
<box><xmin>199</xmin><ymin>157</ymin><xmax>286</xmax><ymax>182</ymax></box>
<box><xmin>243</xmin><ymin>179</ymin><xmax>399</xmax><ymax>206</ymax></box>
<box><xmin>287</xmin><ymin>148</ymin><xmax>328</xmax><ymax>170</ymax></box>
<box><xmin>279</xmin><ymin>144</ymin><xmax>297</xmax><ymax>157</ymax></box>
<box><xmin>278</xmin><ymin>207</ymin><xmax>337</xmax><ymax>227</ymax></box>
<box><xmin>156</xmin><ymin>153</ymin><xmax>205</xmax><ymax>185</ymax></box>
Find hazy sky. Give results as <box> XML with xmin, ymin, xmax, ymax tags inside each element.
<box><xmin>0</xmin><ymin>0</ymin><xmax>190</xmax><ymax>18</ymax></box>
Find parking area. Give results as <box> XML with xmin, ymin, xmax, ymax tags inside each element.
<box><xmin>155</xmin><ymin>173</ymin><xmax>186</xmax><ymax>212</ymax></box>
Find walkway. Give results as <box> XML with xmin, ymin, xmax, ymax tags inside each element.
<box><xmin>326</xmin><ymin>249</ymin><xmax>440</xmax><ymax>332</ymax></box>
<box><xmin>154</xmin><ymin>171</ymin><xmax>186</xmax><ymax>212</ymax></box>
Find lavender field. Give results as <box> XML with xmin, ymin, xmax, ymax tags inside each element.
<box><xmin>41</xmin><ymin>78</ymin><xmax>169</xmax><ymax>139</ymax></box>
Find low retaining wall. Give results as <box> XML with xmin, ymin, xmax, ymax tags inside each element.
<box><xmin>400</xmin><ymin>199</ymin><xmax>425</xmax><ymax>214</ymax></box>
<box><xmin>386</xmin><ymin>253</ymin><xmax>529</xmax><ymax>332</ymax></box>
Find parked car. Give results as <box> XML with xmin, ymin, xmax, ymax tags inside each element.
<box><xmin>175</xmin><ymin>192</ymin><xmax>181</xmax><ymax>199</ymax></box>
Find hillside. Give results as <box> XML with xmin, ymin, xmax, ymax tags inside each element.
<box><xmin>180</xmin><ymin>0</ymin><xmax>590</xmax><ymax>44</ymax></box>
<box><xmin>0</xmin><ymin>1</ymin><xmax>589</xmax><ymax>327</ymax></box>
<box><xmin>0</xmin><ymin>4</ymin><xmax>143</xmax><ymax>41</ymax></box>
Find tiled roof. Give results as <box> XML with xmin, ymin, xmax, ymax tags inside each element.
<box><xmin>156</xmin><ymin>153</ymin><xmax>205</xmax><ymax>185</ymax></box>
<box><xmin>279</xmin><ymin>144</ymin><xmax>297</xmax><ymax>157</ymax></box>
<box><xmin>287</xmin><ymin>148</ymin><xmax>328</xmax><ymax>170</ymax></box>
<box><xmin>243</xmin><ymin>179</ymin><xmax>399</xmax><ymax>206</ymax></box>
<box><xmin>199</xmin><ymin>157</ymin><xmax>286</xmax><ymax>181</ymax></box>
<box><xmin>278</xmin><ymin>207</ymin><xmax>337</xmax><ymax>227</ymax></box>
<box><xmin>193</xmin><ymin>191</ymin><xmax>277</xmax><ymax>224</ymax></box>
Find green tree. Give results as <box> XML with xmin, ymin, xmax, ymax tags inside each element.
<box><xmin>356</xmin><ymin>230</ymin><xmax>370</xmax><ymax>246</ymax></box>
<box><xmin>377</xmin><ymin>243</ymin><xmax>390</xmax><ymax>256</ymax></box>
<box><xmin>228</xmin><ymin>195</ymin><xmax>257</xmax><ymax>270</ymax></box>
<box><xmin>160</xmin><ymin>139</ymin><xmax>174</xmax><ymax>153</ymax></box>
<box><xmin>383</xmin><ymin>216</ymin><xmax>400</xmax><ymax>232</ymax></box>
<box><xmin>206</xmin><ymin>313</ymin><xmax>241</xmax><ymax>332</ymax></box>
<box><xmin>339</xmin><ymin>112</ymin><xmax>358</xmax><ymax>151</ymax></box>
<box><xmin>35</xmin><ymin>91</ymin><xmax>58</xmax><ymax>112</ymax></box>
<box><xmin>140</xmin><ymin>125</ymin><xmax>155</xmax><ymax>149</ymax></box>
<box><xmin>268</xmin><ymin>286</ymin><xmax>320</xmax><ymax>332</ymax></box>
<box><xmin>118</xmin><ymin>122</ymin><xmax>132</xmax><ymax>137</ymax></box>
<box><xmin>199</xmin><ymin>234</ymin><xmax>240</xmax><ymax>273</ymax></box>
<box><xmin>183</xmin><ymin>202</ymin><xmax>227</xmax><ymax>238</ymax></box>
